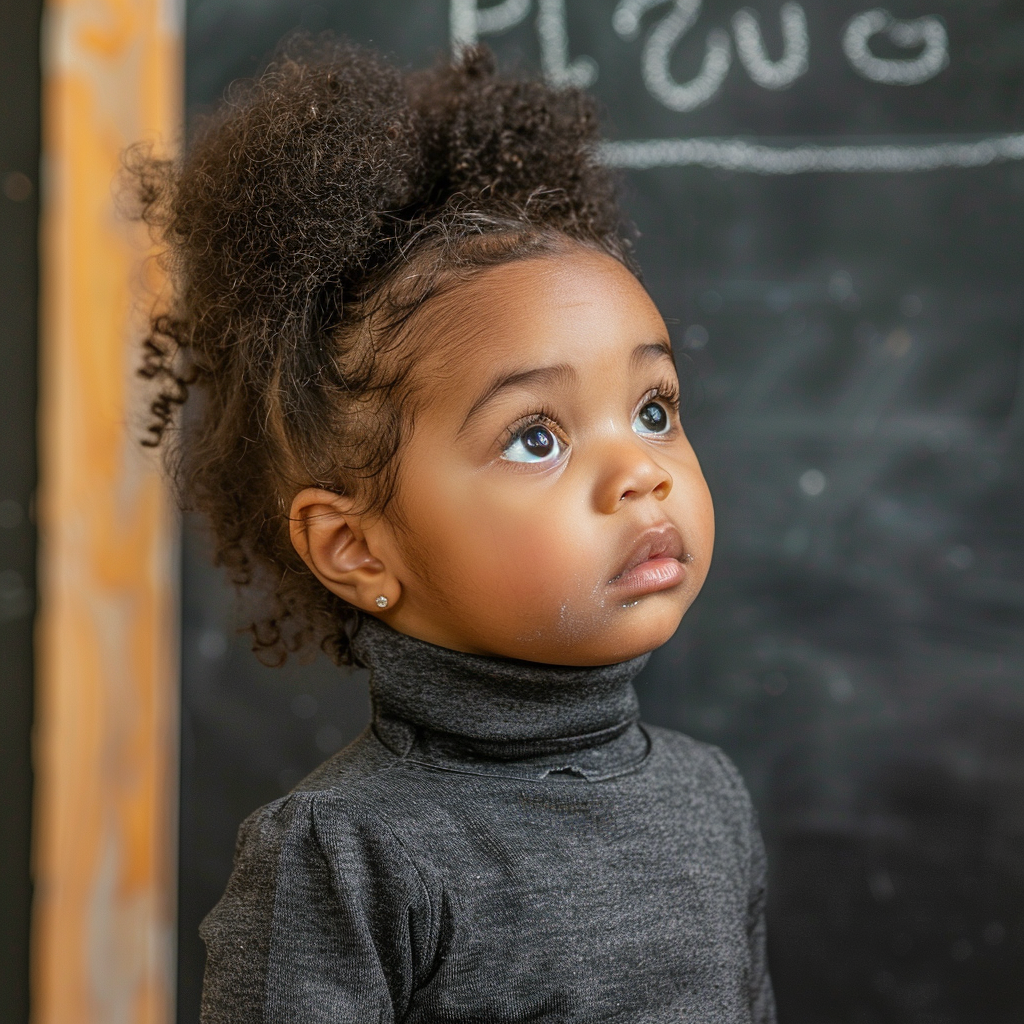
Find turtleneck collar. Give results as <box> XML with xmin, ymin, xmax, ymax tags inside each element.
<box><xmin>349</xmin><ymin>615</ymin><xmax>650</xmax><ymax>767</ymax></box>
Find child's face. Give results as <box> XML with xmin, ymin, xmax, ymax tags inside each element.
<box><xmin>374</xmin><ymin>246</ymin><xmax>715</xmax><ymax>665</ymax></box>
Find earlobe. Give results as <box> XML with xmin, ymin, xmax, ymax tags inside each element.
<box><xmin>288</xmin><ymin>488</ymin><xmax>401</xmax><ymax>613</ymax></box>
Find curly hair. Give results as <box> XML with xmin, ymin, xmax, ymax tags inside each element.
<box><xmin>127</xmin><ymin>34</ymin><xmax>634</xmax><ymax>666</ymax></box>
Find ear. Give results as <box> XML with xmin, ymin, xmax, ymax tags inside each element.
<box><xmin>288</xmin><ymin>488</ymin><xmax>401</xmax><ymax>614</ymax></box>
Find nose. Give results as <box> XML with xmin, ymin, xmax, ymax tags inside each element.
<box><xmin>593</xmin><ymin>438</ymin><xmax>673</xmax><ymax>514</ymax></box>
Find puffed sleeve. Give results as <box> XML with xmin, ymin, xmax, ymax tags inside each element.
<box><xmin>198</xmin><ymin>792</ymin><xmax>436</xmax><ymax>1023</ymax></box>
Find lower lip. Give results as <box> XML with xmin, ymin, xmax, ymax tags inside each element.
<box><xmin>609</xmin><ymin>557</ymin><xmax>686</xmax><ymax>599</ymax></box>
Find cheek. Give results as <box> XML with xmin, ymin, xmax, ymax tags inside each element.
<box><xmin>409</xmin><ymin>471</ymin><xmax>591</xmax><ymax>609</ymax></box>
<box><xmin>464</xmin><ymin>488</ymin><xmax>591</xmax><ymax>606</ymax></box>
<box><xmin>674</xmin><ymin>463</ymin><xmax>715</xmax><ymax>581</ymax></box>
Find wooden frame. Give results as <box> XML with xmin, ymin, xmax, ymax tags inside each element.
<box><xmin>34</xmin><ymin>2</ymin><xmax>182</xmax><ymax>1021</ymax></box>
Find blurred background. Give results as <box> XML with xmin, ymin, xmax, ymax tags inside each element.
<box><xmin>3</xmin><ymin>2</ymin><xmax>1023</xmax><ymax>1023</ymax></box>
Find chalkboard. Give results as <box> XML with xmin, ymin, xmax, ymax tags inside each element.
<box><xmin>182</xmin><ymin>3</ymin><xmax>1024</xmax><ymax>1021</ymax></box>
<box><xmin>0</xmin><ymin>3</ymin><xmax>41</xmax><ymax>1022</ymax></box>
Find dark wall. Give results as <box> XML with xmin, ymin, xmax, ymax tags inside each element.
<box><xmin>181</xmin><ymin>3</ymin><xmax>1024</xmax><ymax>1022</ymax></box>
<box><xmin>0</xmin><ymin>2</ymin><xmax>41</xmax><ymax>1022</ymax></box>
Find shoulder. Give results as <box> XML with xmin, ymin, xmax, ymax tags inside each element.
<box><xmin>200</xmin><ymin>745</ymin><xmax>437</xmax><ymax>1020</ymax></box>
<box><xmin>644</xmin><ymin>722</ymin><xmax>744</xmax><ymax>781</ymax></box>
<box><xmin>217</xmin><ymin>731</ymin><xmax>426</xmax><ymax>894</ymax></box>
<box><xmin>204</xmin><ymin>766</ymin><xmax>429</xmax><ymax>945</ymax></box>
<box><xmin>643</xmin><ymin>723</ymin><xmax>757</xmax><ymax>825</ymax></box>
<box><xmin>641</xmin><ymin>725</ymin><xmax>764</xmax><ymax>889</ymax></box>
<box><xmin>291</xmin><ymin>726</ymin><xmax>396</xmax><ymax>795</ymax></box>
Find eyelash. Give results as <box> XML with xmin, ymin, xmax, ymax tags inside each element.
<box><xmin>641</xmin><ymin>380</ymin><xmax>681</xmax><ymax>417</ymax></box>
<box><xmin>500</xmin><ymin>406</ymin><xmax>565</xmax><ymax>451</ymax></box>
<box><xmin>500</xmin><ymin>380</ymin><xmax>682</xmax><ymax>452</ymax></box>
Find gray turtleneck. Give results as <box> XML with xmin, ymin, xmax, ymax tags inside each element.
<box><xmin>199</xmin><ymin>618</ymin><xmax>776</xmax><ymax>1023</ymax></box>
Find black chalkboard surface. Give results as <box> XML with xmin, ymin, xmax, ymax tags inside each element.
<box><xmin>181</xmin><ymin>3</ymin><xmax>1024</xmax><ymax>1021</ymax></box>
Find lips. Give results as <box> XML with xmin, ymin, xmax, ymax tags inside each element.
<box><xmin>608</xmin><ymin>523</ymin><xmax>688</xmax><ymax>598</ymax></box>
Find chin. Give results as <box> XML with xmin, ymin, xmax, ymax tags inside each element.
<box><xmin>591</xmin><ymin>628</ymin><xmax>678</xmax><ymax>665</ymax></box>
<box><xmin>536</xmin><ymin>603</ymin><xmax>686</xmax><ymax>667</ymax></box>
<box><xmin>612</xmin><ymin>600</ymin><xmax>689</xmax><ymax>660</ymax></box>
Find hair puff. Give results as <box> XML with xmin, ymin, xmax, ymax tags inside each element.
<box><xmin>128</xmin><ymin>33</ymin><xmax>634</xmax><ymax>665</ymax></box>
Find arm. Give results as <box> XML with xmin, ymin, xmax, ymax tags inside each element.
<box><xmin>199</xmin><ymin>793</ymin><xmax>433</xmax><ymax>1024</ymax></box>
<box><xmin>708</xmin><ymin>747</ymin><xmax>777</xmax><ymax>1024</ymax></box>
<box><xmin>745</xmin><ymin>822</ymin><xmax>777</xmax><ymax>1024</ymax></box>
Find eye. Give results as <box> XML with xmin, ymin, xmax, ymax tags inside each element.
<box><xmin>501</xmin><ymin>423</ymin><xmax>563</xmax><ymax>463</ymax></box>
<box><xmin>633</xmin><ymin>400</ymin><xmax>671</xmax><ymax>436</ymax></box>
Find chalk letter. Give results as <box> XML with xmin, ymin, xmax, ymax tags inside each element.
<box><xmin>843</xmin><ymin>9</ymin><xmax>948</xmax><ymax>86</ymax></box>
<box><xmin>733</xmin><ymin>3</ymin><xmax>809</xmax><ymax>90</ymax></box>
<box><xmin>615</xmin><ymin>0</ymin><xmax>731</xmax><ymax>113</ymax></box>
<box><xmin>451</xmin><ymin>0</ymin><xmax>532</xmax><ymax>56</ymax></box>
<box><xmin>537</xmin><ymin>0</ymin><xmax>597</xmax><ymax>87</ymax></box>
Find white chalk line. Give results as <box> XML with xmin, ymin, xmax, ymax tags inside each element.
<box><xmin>600</xmin><ymin>134</ymin><xmax>1024</xmax><ymax>173</ymax></box>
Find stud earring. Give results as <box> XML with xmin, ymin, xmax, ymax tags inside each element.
<box><xmin>375</xmin><ymin>595</ymin><xmax>389</xmax><ymax>609</ymax></box>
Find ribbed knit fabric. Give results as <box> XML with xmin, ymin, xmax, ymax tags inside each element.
<box><xmin>199</xmin><ymin>616</ymin><xmax>776</xmax><ymax>1023</ymax></box>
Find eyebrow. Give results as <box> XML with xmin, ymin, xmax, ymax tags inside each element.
<box><xmin>631</xmin><ymin>339</ymin><xmax>675</xmax><ymax>371</ymax></box>
<box><xmin>458</xmin><ymin>340</ymin><xmax>675</xmax><ymax>434</ymax></box>
<box><xmin>459</xmin><ymin>363</ymin><xmax>578</xmax><ymax>433</ymax></box>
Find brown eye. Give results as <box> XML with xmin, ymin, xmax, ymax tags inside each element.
<box><xmin>523</xmin><ymin>425</ymin><xmax>554</xmax><ymax>456</ymax></box>
<box><xmin>502</xmin><ymin>423</ymin><xmax>564</xmax><ymax>463</ymax></box>
<box><xmin>634</xmin><ymin>401</ymin><xmax>670</xmax><ymax>435</ymax></box>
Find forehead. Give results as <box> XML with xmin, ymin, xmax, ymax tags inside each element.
<box><xmin>410</xmin><ymin>248</ymin><xmax>666</xmax><ymax>388</ymax></box>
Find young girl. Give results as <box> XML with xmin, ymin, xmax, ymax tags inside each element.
<box><xmin>133</xmin><ymin>34</ymin><xmax>775</xmax><ymax>1023</ymax></box>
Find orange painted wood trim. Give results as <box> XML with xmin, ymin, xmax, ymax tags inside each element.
<box><xmin>34</xmin><ymin>2</ymin><xmax>182</xmax><ymax>1022</ymax></box>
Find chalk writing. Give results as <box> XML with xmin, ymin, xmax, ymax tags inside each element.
<box><xmin>615</xmin><ymin>0</ymin><xmax>732</xmax><ymax>112</ymax></box>
<box><xmin>448</xmin><ymin>2</ymin><xmax>1024</xmax><ymax>173</ymax></box>
<box><xmin>538</xmin><ymin>0</ymin><xmax>598</xmax><ymax>87</ymax></box>
<box><xmin>600</xmin><ymin>133</ymin><xmax>1024</xmax><ymax>172</ymax></box>
<box><xmin>450</xmin><ymin>0</ymin><xmax>532</xmax><ymax>52</ymax></box>
<box><xmin>454</xmin><ymin>1</ymin><xmax>949</xmax><ymax>102</ymax></box>
<box><xmin>732</xmin><ymin>3</ymin><xmax>809</xmax><ymax>90</ymax></box>
<box><xmin>842</xmin><ymin>9</ymin><xmax>948</xmax><ymax>86</ymax></box>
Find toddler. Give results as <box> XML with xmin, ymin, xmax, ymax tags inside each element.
<box><xmin>132</xmin><ymin>35</ymin><xmax>775</xmax><ymax>1023</ymax></box>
